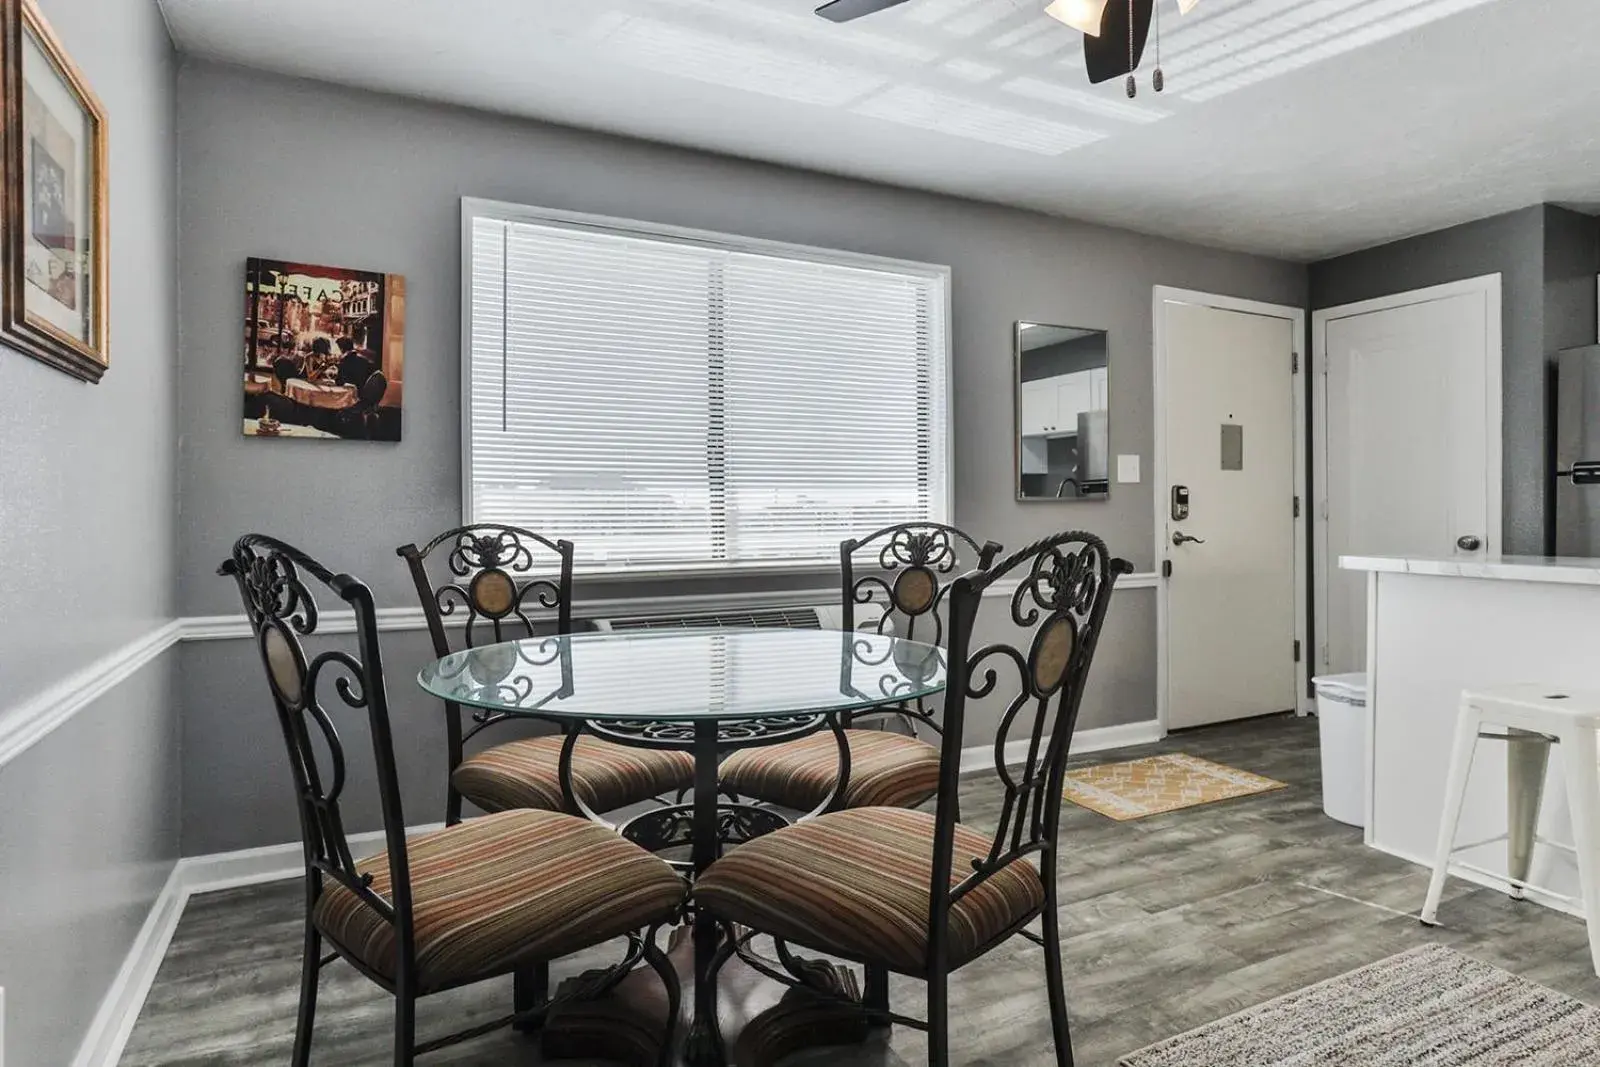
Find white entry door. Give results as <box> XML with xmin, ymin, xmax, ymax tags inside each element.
<box><xmin>1161</xmin><ymin>300</ymin><xmax>1300</xmax><ymax>730</ymax></box>
<box><xmin>1316</xmin><ymin>277</ymin><xmax>1501</xmax><ymax>674</ymax></box>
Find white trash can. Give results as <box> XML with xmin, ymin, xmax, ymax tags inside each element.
<box><xmin>1313</xmin><ymin>673</ymin><xmax>1368</xmax><ymax>828</ymax></box>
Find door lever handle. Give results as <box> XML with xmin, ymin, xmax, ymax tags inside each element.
<box><xmin>1172</xmin><ymin>531</ymin><xmax>1206</xmax><ymax>546</ymax></box>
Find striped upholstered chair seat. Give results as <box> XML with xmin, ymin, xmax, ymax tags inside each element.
<box><xmin>453</xmin><ymin>735</ymin><xmax>695</xmax><ymax>815</ymax></box>
<box><xmin>694</xmin><ymin>807</ymin><xmax>1044</xmax><ymax>975</ymax></box>
<box><xmin>717</xmin><ymin>728</ymin><xmax>941</xmax><ymax>812</ymax></box>
<box><xmin>313</xmin><ymin>809</ymin><xmax>685</xmax><ymax>992</ymax></box>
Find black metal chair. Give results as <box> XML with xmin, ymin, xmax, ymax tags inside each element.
<box><xmin>717</xmin><ymin>523</ymin><xmax>1001</xmax><ymax>814</ymax></box>
<box><xmin>696</xmin><ymin>531</ymin><xmax>1132</xmax><ymax>1066</ymax></box>
<box><xmin>222</xmin><ymin>535</ymin><xmax>685</xmax><ymax>1066</ymax></box>
<box><xmin>398</xmin><ymin>525</ymin><xmax>695</xmax><ymax>826</ymax></box>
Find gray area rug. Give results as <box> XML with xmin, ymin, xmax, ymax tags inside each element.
<box><xmin>1120</xmin><ymin>944</ymin><xmax>1600</xmax><ymax>1066</ymax></box>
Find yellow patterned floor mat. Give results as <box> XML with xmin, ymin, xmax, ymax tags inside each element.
<box><xmin>1063</xmin><ymin>753</ymin><xmax>1287</xmax><ymax>821</ymax></box>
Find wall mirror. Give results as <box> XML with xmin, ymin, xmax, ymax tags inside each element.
<box><xmin>1015</xmin><ymin>322</ymin><xmax>1109</xmax><ymax>501</ymax></box>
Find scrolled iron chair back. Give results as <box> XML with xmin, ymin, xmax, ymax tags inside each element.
<box><xmin>398</xmin><ymin>524</ymin><xmax>574</xmax><ymax>654</ymax></box>
<box><xmin>927</xmin><ymin>531</ymin><xmax>1131</xmax><ymax>968</ymax></box>
<box><xmin>840</xmin><ymin>523</ymin><xmax>1001</xmax><ymax>732</ymax></box>
<box><xmin>220</xmin><ymin>535</ymin><xmax>415</xmax><ymax>963</ymax></box>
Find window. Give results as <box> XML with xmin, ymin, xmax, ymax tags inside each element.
<box><xmin>464</xmin><ymin>202</ymin><xmax>951</xmax><ymax>575</ymax></box>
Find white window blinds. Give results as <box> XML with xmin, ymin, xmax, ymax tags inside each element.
<box><xmin>466</xmin><ymin>209</ymin><xmax>950</xmax><ymax>575</ymax></box>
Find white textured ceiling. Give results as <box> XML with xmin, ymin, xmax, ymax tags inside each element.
<box><xmin>159</xmin><ymin>0</ymin><xmax>1600</xmax><ymax>260</ymax></box>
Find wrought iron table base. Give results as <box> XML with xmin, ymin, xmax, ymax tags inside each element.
<box><xmin>545</xmin><ymin>715</ymin><xmax>865</xmax><ymax>1065</ymax></box>
<box><xmin>539</xmin><ymin>924</ymin><xmax>877</xmax><ymax>1067</ymax></box>
<box><xmin>619</xmin><ymin>801</ymin><xmax>790</xmax><ymax>872</ymax></box>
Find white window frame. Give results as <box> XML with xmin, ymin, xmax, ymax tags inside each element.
<box><xmin>458</xmin><ymin>197</ymin><xmax>955</xmax><ymax>581</ymax></box>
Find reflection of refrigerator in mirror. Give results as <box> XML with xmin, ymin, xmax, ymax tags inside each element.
<box><xmin>1556</xmin><ymin>345</ymin><xmax>1600</xmax><ymax>555</ymax></box>
<box><xmin>1076</xmin><ymin>409</ymin><xmax>1108</xmax><ymax>488</ymax></box>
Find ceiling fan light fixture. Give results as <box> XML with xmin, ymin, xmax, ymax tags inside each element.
<box><xmin>1044</xmin><ymin>0</ymin><xmax>1110</xmax><ymax>37</ymax></box>
<box><xmin>1176</xmin><ymin>0</ymin><xmax>1200</xmax><ymax>13</ymax></box>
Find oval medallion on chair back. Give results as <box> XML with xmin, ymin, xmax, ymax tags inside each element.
<box><xmin>1029</xmin><ymin>613</ymin><xmax>1076</xmax><ymax>697</ymax></box>
<box><xmin>261</xmin><ymin>621</ymin><xmax>308</xmax><ymax>707</ymax></box>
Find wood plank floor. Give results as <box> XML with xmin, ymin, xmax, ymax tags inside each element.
<box><xmin>120</xmin><ymin>715</ymin><xmax>1600</xmax><ymax>1066</ymax></box>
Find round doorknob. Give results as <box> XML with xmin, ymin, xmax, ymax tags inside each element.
<box><xmin>1457</xmin><ymin>535</ymin><xmax>1482</xmax><ymax>551</ymax></box>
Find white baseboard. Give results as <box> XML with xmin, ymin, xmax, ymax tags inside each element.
<box><xmin>960</xmin><ymin>718</ymin><xmax>1164</xmax><ymax>775</ymax></box>
<box><xmin>180</xmin><ymin>823</ymin><xmax>445</xmax><ymax>895</ymax></box>
<box><xmin>70</xmin><ymin>823</ymin><xmax>445</xmax><ymax>1067</ymax></box>
<box><xmin>71</xmin><ymin>864</ymin><xmax>186</xmax><ymax>1067</ymax></box>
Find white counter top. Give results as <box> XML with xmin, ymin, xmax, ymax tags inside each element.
<box><xmin>1340</xmin><ymin>554</ymin><xmax>1600</xmax><ymax>586</ymax></box>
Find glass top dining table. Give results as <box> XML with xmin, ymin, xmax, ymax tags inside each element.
<box><xmin>416</xmin><ymin>626</ymin><xmax>948</xmax><ymax>1064</ymax></box>
<box><xmin>416</xmin><ymin>626</ymin><xmax>947</xmax><ymax>724</ymax></box>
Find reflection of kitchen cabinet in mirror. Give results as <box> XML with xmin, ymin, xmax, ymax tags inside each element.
<box><xmin>1015</xmin><ymin>322</ymin><xmax>1109</xmax><ymax>502</ymax></box>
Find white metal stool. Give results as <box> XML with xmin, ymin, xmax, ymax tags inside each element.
<box><xmin>1419</xmin><ymin>684</ymin><xmax>1600</xmax><ymax>976</ymax></box>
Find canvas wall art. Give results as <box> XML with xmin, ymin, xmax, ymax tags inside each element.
<box><xmin>243</xmin><ymin>258</ymin><xmax>406</xmax><ymax>441</ymax></box>
<box><xmin>0</xmin><ymin>0</ymin><xmax>108</xmax><ymax>382</ymax></box>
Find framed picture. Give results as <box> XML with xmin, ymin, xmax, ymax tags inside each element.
<box><xmin>0</xmin><ymin>0</ymin><xmax>107</xmax><ymax>382</ymax></box>
<box><xmin>243</xmin><ymin>258</ymin><xmax>406</xmax><ymax>442</ymax></box>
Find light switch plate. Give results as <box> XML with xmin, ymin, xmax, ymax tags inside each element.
<box><xmin>1116</xmin><ymin>454</ymin><xmax>1141</xmax><ymax>484</ymax></box>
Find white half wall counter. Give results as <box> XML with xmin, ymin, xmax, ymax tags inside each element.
<box><xmin>1341</xmin><ymin>554</ymin><xmax>1600</xmax><ymax>918</ymax></box>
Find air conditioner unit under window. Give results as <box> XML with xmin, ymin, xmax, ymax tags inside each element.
<box><xmin>593</xmin><ymin>601</ymin><xmax>884</xmax><ymax>633</ymax></box>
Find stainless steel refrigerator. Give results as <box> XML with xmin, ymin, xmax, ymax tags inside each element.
<box><xmin>1556</xmin><ymin>345</ymin><xmax>1600</xmax><ymax>555</ymax></box>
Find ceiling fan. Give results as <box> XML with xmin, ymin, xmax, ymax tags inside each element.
<box><xmin>815</xmin><ymin>0</ymin><xmax>1201</xmax><ymax>91</ymax></box>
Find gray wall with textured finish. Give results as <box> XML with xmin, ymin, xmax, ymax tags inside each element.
<box><xmin>0</xmin><ymin>661</ymin><xmax>180</xmax><ymax>1066</ymax></box>
<box><xmin>1309</xmin><ymin>206</ymin><xmax>1563</xmax><ymax>555</ymax></box>
<box><xmin>0</xmin><ymin>0</ymin><xmax>178</xmax><ymax>697</ymax></box>
<box><xmin>175</xmin><ymin>61</ymin><xmax>1303</xmax><ymax>611</ymax></box>
<box><xmin>0</xmin><ymin>0</ymin><xmax>179</xmax><ymax>1062</ymax></box>
<box><xmin>174</xmin><ymin>61</ymin><xmax>1301</xmax><ymax>852</ymax></box>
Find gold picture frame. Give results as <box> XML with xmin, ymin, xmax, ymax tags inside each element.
<box><xmin>0</xmin><ymin>0</ymin><xmax>107</xmax><ymax>382</ymax></box>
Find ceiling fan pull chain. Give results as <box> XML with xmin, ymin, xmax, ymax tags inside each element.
<box><xmin>1125</xmin><ymin>0</ymin><xmax>1137</xmax><ymax>97</ymax></box>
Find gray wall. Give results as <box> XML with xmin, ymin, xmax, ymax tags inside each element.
<box><xmin>0</xmin><ymin>0</ymin><xmax>179</xmax><ymax>1061</ymax></box>
<box><xmin>1543</xmin><ymin>207</ymin><xmax>1599</xmax><ymax>357</ymax></box>
<box><xmin>181</xmin><ymin>631</ymin><xmax>454</xmax><ymax>855</ymax></box>
<box><xmin>175</xmin><ymin>60</ymin><xmax>1303</xmax><ymax>852</ymax></box>
<box><xmin>1310</xmin><ymin>206</ymin><xmax>1600</xmax><ymax>555</ymax></box>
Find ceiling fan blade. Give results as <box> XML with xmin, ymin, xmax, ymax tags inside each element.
<box><xmin>1083</xmin><ymin>0</ymin><xmax>1153</xmax><ymax>83</ymax></box>
<box><xmin>815</xmin><ymin>0</ymin><xmax>915</xmax><ymax>22</ymax></box>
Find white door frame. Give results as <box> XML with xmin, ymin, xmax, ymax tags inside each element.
<box><xmin>1153</xmin><ymin>287</ymin><xmax>1311</xmax><ymax>734</ymax></box>
<box><xmin>1311</xmin><ymin>274</ymin><xmax>1503</xmax><ymax>675</ymax></box>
